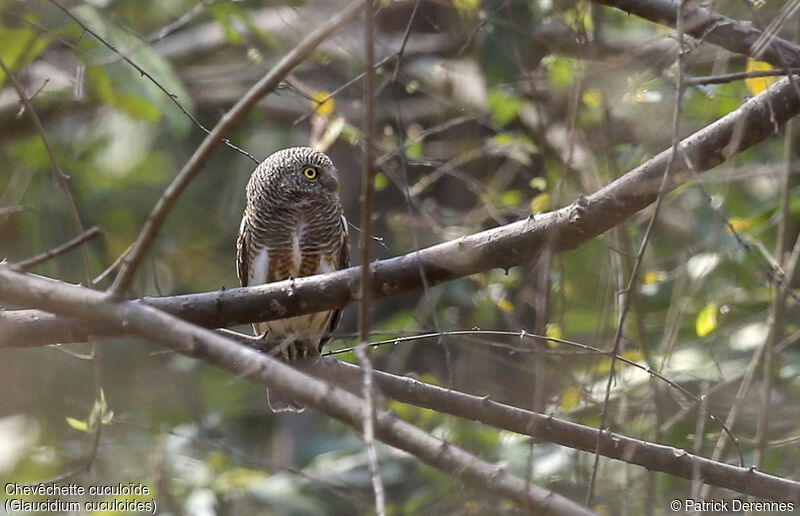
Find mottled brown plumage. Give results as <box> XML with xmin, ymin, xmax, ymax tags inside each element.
<box><xmin>237</xmin><ymin>147</ymin><xmax>349</xmax><ymax>412</ymax></box>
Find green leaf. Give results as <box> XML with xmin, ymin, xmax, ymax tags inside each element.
<box><xmin>115</xmin><ymin>93</ymin><xmax>162</xmax><ymax>123</ymax></box>
<box><xmin>548</xmin><ymin>58</ymin><xmax>576</xmax><ymax>90</ymax></box>
<box><xmin>0</xmin><ymin>27</ymin><xmax>51</xmax><ymax>90</ymax></box>
<box><xmin>488</xmin><ymin>88</ymin><xmax>524</xmax><ymax>126</ymax></box>
<box><xmin>500</xmin><ymin>189</ymin><xmax>523</xmax><ymax>207</ymax></box>
<box><xmin>545</xmin><ymin>323</ymin><xmax>563</xmax><ymax>347</ymax></box>
<box><xmin>560</xmin><ymin>387</ymin><xmax>581</xmax><ymax>411</ymax></box>
<box><xmin>406</xmin><ymin>140</ymin><xmax>423</xmax><ymax>160</ymax></box>
<box><xmin>530</xmin><ymin>192</ymin><xmax>550</xmax><ymax>214</ymax></box>
<box><xmin>375</xmin><ymin>172</ymin><xmax>389</xmax><ymax>191</ymax></box>
<box><xmin>340</xmin><ymin>123</ymin><xmax>360</xmax><ymax>145</ymax></box>
<box><xmin>696</xmin><ymin>303</ymin><xmax>719</xmax><ymax>337</ymax></box>
<box><xmin>210</xmin><ymin>4</ymin><xmax>244</xmax><ymax>45</ymax></box>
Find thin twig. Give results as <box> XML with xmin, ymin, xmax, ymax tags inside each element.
<box><xmin>750</xmin><ymin>0</ymin><xmax>800</xmax><ymax>58</ymax></box>
<box><xmin>0</xmin><ymin>204</ymin><xmax>34</xmax><ymax>221</ymax></box>
<box><xmin>356</xmin><ymin>1</ymin><xmax>385</xmax><ymax>514</ymax></box>
<box><xmin>751</xmin><ymin>11</ymin><xmax>800</xmax><ymax>469</ymax></box>
<box><xmin>391</xmin><ymin>102</ymin><xmax>450</xmax><ymax>386</ymax></box>
<box><xmin>391</xmin><ymin>0</ymin><xmax>421</xmax><ymax>82</ymax></box>
<box><xmin>94</xmin><ymin>0</ymin><xmax>225</xmax><ymax>66</ymax></box>
<box><xmin>685</xmin><ymin>68</ymin><xmax>800</xmax><ymax>86</ymax></box>
<box><xmin>93</xmin><ymin>242</ymin><xmax>134</xmax><ymax>285</ymax></box>
<box><xmin>754</xmin><ymin>83</ymin><xmax>800</xmax><ymax>469</ymax></box>
<box><xmin>14</xmin><ymin>79</ymin><xmax>49</xmax><ymax>119</ymax></box>
<box><xmin>587</xmin><ymin>0</ymin><xmax>694</xmax><ymax>504</ymax></box>
<box><xmin>12</xmin><ymin>227</ymin><xmax>101</xmax><ymax>272</ymax></box>
<box><xmin>0</xmin><ymin>6</ymin><xmax>94</xmax><ymax>59</ymax></box>
<box><xmin>325</xmin><ymin>329</ymin><xmax>741</xmax><ymax>449</ymax></box>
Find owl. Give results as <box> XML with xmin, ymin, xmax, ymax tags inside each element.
<box><xmin>236</xmin><ymin>147</ymin><xmax>350</xmax><ymax>412</ymax></box>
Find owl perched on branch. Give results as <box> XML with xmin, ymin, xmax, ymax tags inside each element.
<box><xmin>236</xmin><ymin>147</ymin><xmax>350</xmax><ymax>412</ymax></box>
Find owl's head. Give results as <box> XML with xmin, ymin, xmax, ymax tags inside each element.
<box><xmin>250</xmin><ymin>147</ymin><xmax>341</xmax><ymax>205</ymax></box>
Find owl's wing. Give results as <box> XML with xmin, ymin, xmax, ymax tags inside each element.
<box><xmin>320</xmin><ymin>215</ymin><xmax>350</xmax><ymax>349</ymax></box>
<box><xmin>236</xmin><ymin>213</ymin><xmax>250</xmax><ymax>288</ymax></box>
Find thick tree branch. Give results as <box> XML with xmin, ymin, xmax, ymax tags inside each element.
<box><xmin>3</xmin><ymin>76</ymin><xmax>800</xmax><ymax>347</ymax></box>
<box><xmin>0</xmin><ymin>266</ymin><xmax>594</xmax><ymax>516</ymax></box>
<box><xmin>300</xmin><ymin>359</ymin><xmax>800</xmax><ymax>502</ymax></box>
<box><xmin>591</xmin><ymin>0</ymin><xmax>800</xmax><ymax>68</ymax></box>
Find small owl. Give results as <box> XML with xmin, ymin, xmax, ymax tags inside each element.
<box><xmin>236</xmin><ymin>147</ymin><xmax>349</xmax><ymax>412</ymax></box>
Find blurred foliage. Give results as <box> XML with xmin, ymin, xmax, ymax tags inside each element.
<box><xmin>2</xmin><ymin>0</ymin><xmax>800</xmax><ymax>514</ymax></box>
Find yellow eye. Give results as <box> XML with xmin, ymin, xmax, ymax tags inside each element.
<box><xmin>302</xmin><ymin>166</ymin><xmax>318</xmax><ymax>180</ymax></box>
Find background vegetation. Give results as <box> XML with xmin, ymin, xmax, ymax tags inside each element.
<box><xmin>1</xmin><ymin>0</ymin><xmax>799</xmax><ymax>513</ymax></box>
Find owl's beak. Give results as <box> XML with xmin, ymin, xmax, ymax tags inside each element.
<box><xmin>320</xmin><ymin>171</ymin><xmax>340</xmax><ymax>194</ymax></box>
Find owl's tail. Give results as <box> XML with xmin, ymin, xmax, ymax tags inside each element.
<box><xmin>267</xmin><ymin>389</ymin><xmax>305</xmax><ymax>413</ymax></box>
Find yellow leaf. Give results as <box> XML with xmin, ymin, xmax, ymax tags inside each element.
<box><xmin>530</xmin><ymin>192</ymin><xmax>550</xmax><ymax>214</ymax></box>
<box><xmin>311</xmin><ymin>90</ymin><xmax>335</xmax><ymax>117</ymax></box>
<box><xmin>696</xmin><ymin>303</ymin><xmax>719</xmax><ymax>337</ymax></box>
<box><xmin>545</xmin><ymin>323</ymin><xmax>562</xmax><ymax>347</ymax></box>
<box><xmin>644</xmin><ymin>270</ymin><xmax>666</xmax><ymax>285</ymax></box>
<box><xmin>66</xmin><ymin>417</ymin><xmax>89</xmax><ymax>433</ymax></box>
<box><xmin>496</xmin><ymin>299</ymin><xmax>514</xmax><ymax>313</ymax></box>
<box><xmin>582</xmin><ymin>89</ymin><xmax>603</xmax><ymax>108</ymax></box>
<box><xmin>593</xmin><ymin>504</ymin><xmax>612</xmax><ymax>516</ymax></box>
<box><xmin>727</xmin><ymin>216</ymin><xmax>753</xmax><ymax>234</ymax></box>
<box><xmin>623</xmin><ymin>349</ymin><xmax>644</xmax><ymax>363</ymax></box>
<box><xmin>745</xmin><ymin>58</ymin><xmax>774</xmax><ymax>95</ymax></box>
<box><xmin>560</xmin><ymin>387</ymin><xmax>582</xmax><ymax>411</ymax></box>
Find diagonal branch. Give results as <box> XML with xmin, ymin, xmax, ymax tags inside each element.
<box><xmin>590</xmin><ymin>0</ymin><xmax>800</xmax><ymax>68</ymax></box>
<box><xmin>11</xmin><ymin>227</ymin><xmax>101</xmax><ymax>272</ymax></box>
<box><xmin>0</xmin><ymin>266</ymin><xmax>595</xmax><ymax>516</ymax></box>
<box><xmin>108</xmin><ymin>0</ymin><xmax>365</xmax><ymax>296</ymax></box>
<box><xmin>4</xmin><ymin>76</ymin><xmax>800</xmax><ymax>347</ymax></box>
<box><xmin>299</xmin><ymin>358</ymin><xmax>800</xmax><ymax>502</ymax></box>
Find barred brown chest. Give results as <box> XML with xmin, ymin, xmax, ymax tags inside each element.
<box><xmin>247</xmin><ymin>210</ymin><xmax>345</xmax><ymax>344</ymax></box>
<box><xmin>235</xmin><ymin>147</ymin><xmax>349</xmax><ymax>360</ymax></box>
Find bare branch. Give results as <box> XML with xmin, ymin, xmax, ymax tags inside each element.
<box><xmin>11</xmin><ymin>226</ymin><xmax>101</xmax><ymax>272</ymax></box>
<box><xmin>0</xmin><ymin>266</ymin><xmax>595</xmax><ymax>516</ymax></box>
<box><xmin>357</xmin><ymin>1</ymin><xmax>385</xmax><ymax>514</ymax></box>
<box><xmin>297</xmin><ymin>359</ymin><xmax>800</xmax><ymax>502</ymax></box>
<box><xmin>0</xmin><ymin>204</ymin><xmax>34</xmax><ymax>221</ymax></box>
<box><xmin>590</xmin><ymin>0</ymin><xmax>800</xmax><ymax>68</ymax></box>
<box><xmin>686</xmin><ymin>70</ymin><xmax>800</xmax><ymax>87</ymax></box>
